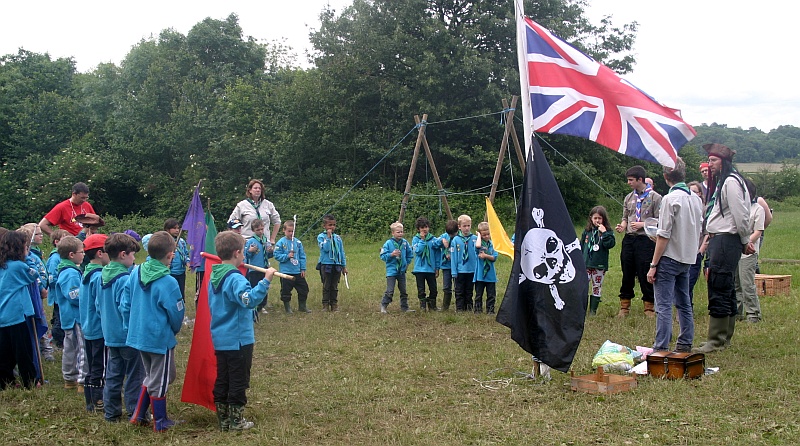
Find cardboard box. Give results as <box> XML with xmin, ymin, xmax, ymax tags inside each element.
<box><xmin>570</xmin><ymin>366</ymin><xmax>637</xmax><ymax>394</ymax></box>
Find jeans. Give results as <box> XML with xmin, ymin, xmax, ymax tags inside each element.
<box><xmin>653</xmin><ymin>257</ymin><xmax>694</xmax><ymax>351</ymax></box>
<box><xmin>104</xmin><ymin>346</ymin><xmax>145</xmax><ymax>421</ymax></box>
<box><xmin>381</xmin><ymin>274</ymin><xmax>409</xmax><ymax>310</ymax></box>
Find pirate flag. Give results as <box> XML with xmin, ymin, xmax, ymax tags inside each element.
<box><xmin>496</xmin><ymin>139</ymin><xmax>588</xmax><ymax>372</ymax></box>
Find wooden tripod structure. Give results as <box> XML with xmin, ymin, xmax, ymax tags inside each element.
<box><xmin>397</xmin><ymin>96</ymin><xmax>525</xmax><ymax>223</ymax></box>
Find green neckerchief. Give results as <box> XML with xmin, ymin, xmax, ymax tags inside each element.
<box><xmin>458</xmin><ymin>231</ymin><xmax>471</xmax><ymax>262</ymax></box>
<box><xmin>140</xmin><ymin>258</ymin><xmax>171</xmax><ymax>287</ymax></box>
<box><xmin>669</xmin><ymin>182</ymin><xmax>691</xmax><ymax>195</ymax></box>
<box><xmin>102</xmin><ymin>261</ymin><xmax>129</xmax><ymax>285</ymax></box>
<box><xmin>481</xmin><ymin>239</ymin><xmax>493</xmax><ymax>275</ymax></box>
<box><xmin>211</xmin><ymin>263</ymin><xmax>238</xmax><ymax>290</ymax></box>
<box><xmin>246</xmin><ymin>198</ymin><xmax>262</xmax><ymax>220</ymax></box>
<box><xmin>417</xmin><ymin>233</ymin><xmax>433</xmax><ymax>266</ymax></box>
<box><xmin>392</xmin><ymin>238</ymin><xmax>403</xmax><ymax>269</ymax></box>
<box><xmin>57</xmin><ymin>258</ymin><xmax>78</xmax><ymax>272</ymax></box>
<box><xmin>83</xmin><ymin>262</ymin><xmax>103</xmax><ymax>280</ymax></box>
<box><xmin>330</xmin><ymin>233</ymin><xmax>341</xmax><ymax>264</ymax></box>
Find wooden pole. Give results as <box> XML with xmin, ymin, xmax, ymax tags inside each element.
<box><xmin>507</xmin><ymin>96</ymin><xmax>526</xmax><ymax>171</ymax></box>
<box><xmin>417</xmin><ymin>115</ymin><xmax>453</xmax><ymax>221</ymax></box>
<box><xmin>399</xmin><ymin>114</ymin><xmax>427</xmax><ymax>223</ymax></box>
<box><xmin>488</xmin><ymin>98</ymin><xmax>515</xmax><ymax>204</ymax></box>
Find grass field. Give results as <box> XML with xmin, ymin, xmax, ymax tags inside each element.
<box><xmin>3</xmin><ymin>211</ymin><xmax>799</xmax><ymax>445</ymax></box>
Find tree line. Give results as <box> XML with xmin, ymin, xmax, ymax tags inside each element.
<box><xmin>1</xmin><ymin>1</ymin><xmax>796</xmax><ymax>233</ymax></box>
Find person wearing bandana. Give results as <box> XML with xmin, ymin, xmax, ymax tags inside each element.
<box><xmin>694</xmin><ymin>143</ymin><xmax>753</xmax><ymax>354</ymax></box>
<box><xmin>646</xmin><ymin>157</ymin><xmax>703</xmax><ymax>353</ymax></box>
<box><xmin>614</xmin><ymin>166</ymin><xmax>661</xmax><ymax>317</ymax></box>
<box><xmin>228</xmin><ymin>179</ymin><xmax>281</xmax><ymax>244</ymax></box>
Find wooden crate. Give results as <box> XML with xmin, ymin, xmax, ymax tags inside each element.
<box><xmin>570</xmin><ymin>366</ymin><xmax>637</xmax><ymax>395</ymax></box>
<box><xmin>755</xmin><ymin>274</ymin><xmax>791</xmax><ymax>296</ymax></box>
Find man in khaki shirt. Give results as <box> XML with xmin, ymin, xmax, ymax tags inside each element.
<box><xmin>615</xmin><ymin>166</ymin><xmax>661</xmax><ymax>317</ymax></box>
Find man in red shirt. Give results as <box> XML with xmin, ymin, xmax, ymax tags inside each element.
<box><xmin>39</xmin><ymin>182</ymin><xmax>96</xmax><ymax>236</ymax></box>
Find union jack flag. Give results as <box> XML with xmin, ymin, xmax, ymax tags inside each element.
<box><xmin>517</xmin><ymin>14</ymin><xmax>696</xmax><ymax>167</ymax></box>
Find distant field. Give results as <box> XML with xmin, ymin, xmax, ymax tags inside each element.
<box><xmin>737</xmin><ymin>162</ymin><xmax>787</xmax><ymax>173</ymax></box>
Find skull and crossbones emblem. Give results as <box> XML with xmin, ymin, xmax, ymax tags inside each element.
<box><xmin>519</xmin><ymin>208</ymin><xmax>579</xmax><ymax>310</ymax></box>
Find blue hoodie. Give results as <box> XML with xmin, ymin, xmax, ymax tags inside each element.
<box><xmin>0</xmin><ymin>260</ymin><xmax>36</xmax><ymax>328</ymax></box>
<box><xmin>208</xmin><ymin>264</ymin><xmax>269</xmax><ymax>350</ymax></box>
<box><xmin>244</xmin><ymin>235</ymin><xmax>271</xmax><ymax>268</ymax></box>
<box><xmin>451</xmin><ymin>232</ymin><xmax>478</xmax><ymax>277</ymax></box>
<box><xmin>79</xmin><ymin>263</ymin><xmax>104</xmax><ymax>340</ymax></box>
<box><xmin>473</xmin><ymin>239</ymin><xmax>498</xmax><ymax>283</ymax></box>
<box><xmin>55</xmin><ymin>260</ymin><xmax>82</xmax><ymax>330</ymax></box>
<box><xmin>97</xmin><ymin>262</ymin><xmax>132</xmax><ymax>348</ymax></box>
<box><xmin>317</xmin><ymin>232</ymin><xmax>346</xmax><ymax>266</ymax></box>
<box><xmin>121</xmin><ymin>260</ymin><xmax>184</xmax><ymax>354</ymax></box>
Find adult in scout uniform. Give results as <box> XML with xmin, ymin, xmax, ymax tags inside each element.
<box><xmin>614</xmin><ymin>166</ymin><xmax>661</xmax><ymax>317</ymax></box>
<box><xmin>228</xmin><ymin>179</ymin><xmax>281</xmax><ymax>243</ymax></box>
<box><xmin>694</xmin><ymin>143</ymin><xmax>753</xmax><ymax>354</ymax></box>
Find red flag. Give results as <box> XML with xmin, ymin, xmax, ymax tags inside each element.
<box><xmin>181</xmin><ymin>252</ymin><xmax>249</xmax><ymax>410</ymax></box>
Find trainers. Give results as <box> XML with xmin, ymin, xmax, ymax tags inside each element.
<box><xmin>380</xmin><ymin>304</ymin><xmax>388</xmax><ymax>314</ymax></box>
<box><xmin>261</xmin><ymin>308</ymin><xmax>268</xmax><ymax>314</ymax></box>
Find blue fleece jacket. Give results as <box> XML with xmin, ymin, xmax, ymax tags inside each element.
<box><xmin>0</xmin><ymin>260</ymin><xmax>36</xmax><ymax>328</ymax></box>
<box><xmin>380</xmin><ymin>237</ymin><xmax>412</xmax><ymax>277</ymax></box>
<box><xmin>79</xmin><ymin>263</ymin><xmax>104</xmax><ymax>340</ymax></box>
<box><xmin>317</xmin><ymin>232</ymin><xmax>346</xmax><ymax>266</ymax></box>
<box><xmin>412</xmin><ymin>233</ymin><xmax>443</xmax><ymax>273</ymax></box>
<box><xmin>121</xmin><ymin>263</ymin><xmax>184</xmax><ymax>354</ymax></box>
<box><xmin>208</xmin><ymin>264</ymin><xmax>270</xmax><ymax>350</ymax></box>
<box><xmin>97</xmin><ymin>263</ymin><xmax>132</xmax><ymax>348</ymax></box>
<box><xmin>473</xmin><ymin>239</ymin><xmax>498</xmax><ymax>283</ymax></box>
<box><xmin>55</xmin><ymin>262</ymin><xmax>82</xmax><ymax>330</ymax></box>
<box><xmin>244</xmin><ymin>235</ymin><xmax>271</xmax><ymax>268</ymax></box>
<box><xmin>451</xmin><ymin>232</ymin><xmax>478</xmax><ymax>277</ymax></box>
<box><xmin>273</xmin><ymin>236</ymin><xmax>306</xmax><ymax>275</ymax></box>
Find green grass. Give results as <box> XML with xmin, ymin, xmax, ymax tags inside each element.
<box><xmin>3</xmin><ymin>211</ymin><xmax>800</xmax><ymax>445</ymax></box>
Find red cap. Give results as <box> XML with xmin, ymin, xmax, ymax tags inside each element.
<box><xmin>83</xmin><ymin>234</ymin><xmax>108</xmax><ymax>251</ymax></box>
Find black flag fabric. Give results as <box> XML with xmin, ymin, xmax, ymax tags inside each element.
<box><xmin>496</xmin><ymin>139</ymin><xmax>589</xmax><ymax>372</ymax></box>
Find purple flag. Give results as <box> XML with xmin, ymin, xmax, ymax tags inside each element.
<box><xmin>182</xmin><ymin>182</ymin><xmax>206</xmax><ymax>270</ymax></box>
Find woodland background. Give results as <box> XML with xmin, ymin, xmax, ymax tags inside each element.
<box><xmin>2</xmin><ymin>0</ymin><xmax>799</xmax><ymax>238</ymax></box>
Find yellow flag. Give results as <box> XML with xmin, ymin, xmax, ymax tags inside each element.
<box><xmin>485</xmin><ymin>197</ymin><xmax>514</xmax><ymax>260</ymax></box>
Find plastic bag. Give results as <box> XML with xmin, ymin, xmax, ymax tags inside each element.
<box><xmin>591</xmin><ymin>340</ymin><xmax>636</xmax><ymax>372</ymax></box>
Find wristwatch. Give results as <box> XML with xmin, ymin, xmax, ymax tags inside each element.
<box><xmin>649</xmin><ymin>263</ymin><xmax>658</xmax><ymax>268</ymax></box>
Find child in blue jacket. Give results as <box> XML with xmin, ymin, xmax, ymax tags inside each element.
<box><xmin>451</xmin><ymin>215</ymin><xmax>478</xmax><ymax>312</ymax></box>
<box><xmin>244</xmin><ymin>219</ymin><xmax>272</xmax><ymax>314</ymax></box>
<box><xmin>380</xmin><ymin>222</ymin><xmax>414</xmax><ymax>313</ymax></box>
<box><xmin>473</xmin><ymin>222</ymin><xmax>498</xmax><ymax>314</ymax></box>
<box><xmin>97</xmin><ymin>233</ymin><xmax>144</xmax><ymax>423</ymax></box>
<box><xmin>411</xmin><ymin>217</ymin><xmax>443</xmax><ymax>311</ymax></box>
<box><xmin>54</xmin><ymin>236</ymin><xmax>88</xmax><ymax>391</ymax></box>
<box><xmin>317</xmin><ymin>214</ymin><xmax>347</xmax><ymax>312</ymax></box>
<box><xmin>46</xmin><ymin>229</ymin><xmax>70</xmax><ymax>349</ymax></box>
<box><xmin>208</xmin><ymin>231</ymin><xmax>275</xmax><ymax>431</ymax></box>
<box><xmin>79</xmin><ymin>234</ymin><xmax>108</xmax><ymax>412</ymax></box>
<box><xmin>165</xmin><ymin>218</ymin><xmax>190</xmax><ymax>301</ymax></box>
<box><xmin>121</xmin><ymin>231</ymin><xmax>184</xmax><ymax>432</ymax></box>
<box><xmin>273</xmin><ymin>220</ymin><xmax>309</xmax><ymax>313</ymax></box>
<box><xmin>438</xmin><ymin>220</ymin><xmax>458</xmax><ymax>311</ymax></box>
<box><xmin>0</xmin><ymin>230</ymin><xmax>38</xmax><ymax>389</ymax></box>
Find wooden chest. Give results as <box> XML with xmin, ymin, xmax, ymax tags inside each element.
<box><xmin>647</xmin><ymin>352</ymin><xmax>705</xmax><ymax>380</ymax></box>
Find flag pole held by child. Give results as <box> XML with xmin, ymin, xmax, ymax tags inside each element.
<box><xmin>242</xmin><ymin>263</ymin><xmax>294</xmax><ymax>281</ymax></box>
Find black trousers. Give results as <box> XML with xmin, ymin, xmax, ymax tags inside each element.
<box><xmin>454</xmin><ymin>274</ymin><xmax>475</xmax><ymax>311</ymax></box>
<box><xmin>84</xmin><ymin>338</ymin><xmax>106</xmax><ymax>389</ymax></box>
<box><xmin>248</xmin><ymin>271</ymin><xmax>268</xmax><ymax>311</ymax></box>
<box><xmin>414</xmin><ymin>272</ymin><xmax>438</xmax><ymax>306</ymax></box>
<box><xmin>0</xmin><ymin>321</ymin><xmax>36</xmax><ymax>389</ymax></box>
<box><xmin>707</xmin><ymin>234</ymin><xmax>742</xmax><ymax>318</ymax></box>
<box><xmin>281</xmin><ymin>274</ymin><xmax>309</xmax><ymax>302</ymax></box>
<box><xmin>320</xmin><ymin>265</ymin><xmax>342</xmax><ymax>305</ymax></box>
<box><xmin>214</xmin><ymin>343</ymin><xmax>254</xmax><ymax>406</ymax></box>
<box><xmin>619</xmin><ymin>234</ymin><xmax>655</xmax><ymax>302</ymax></box>
<box><xmin>474</xmin><ymin>281</ymin><xmax>497</xmax><ymax>312</ymax></box>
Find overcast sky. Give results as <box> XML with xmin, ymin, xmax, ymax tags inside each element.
<box><xmin>1</xmin><ymin>0</ymin><xmax>796</xmax><ymax>131</ymax></box>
